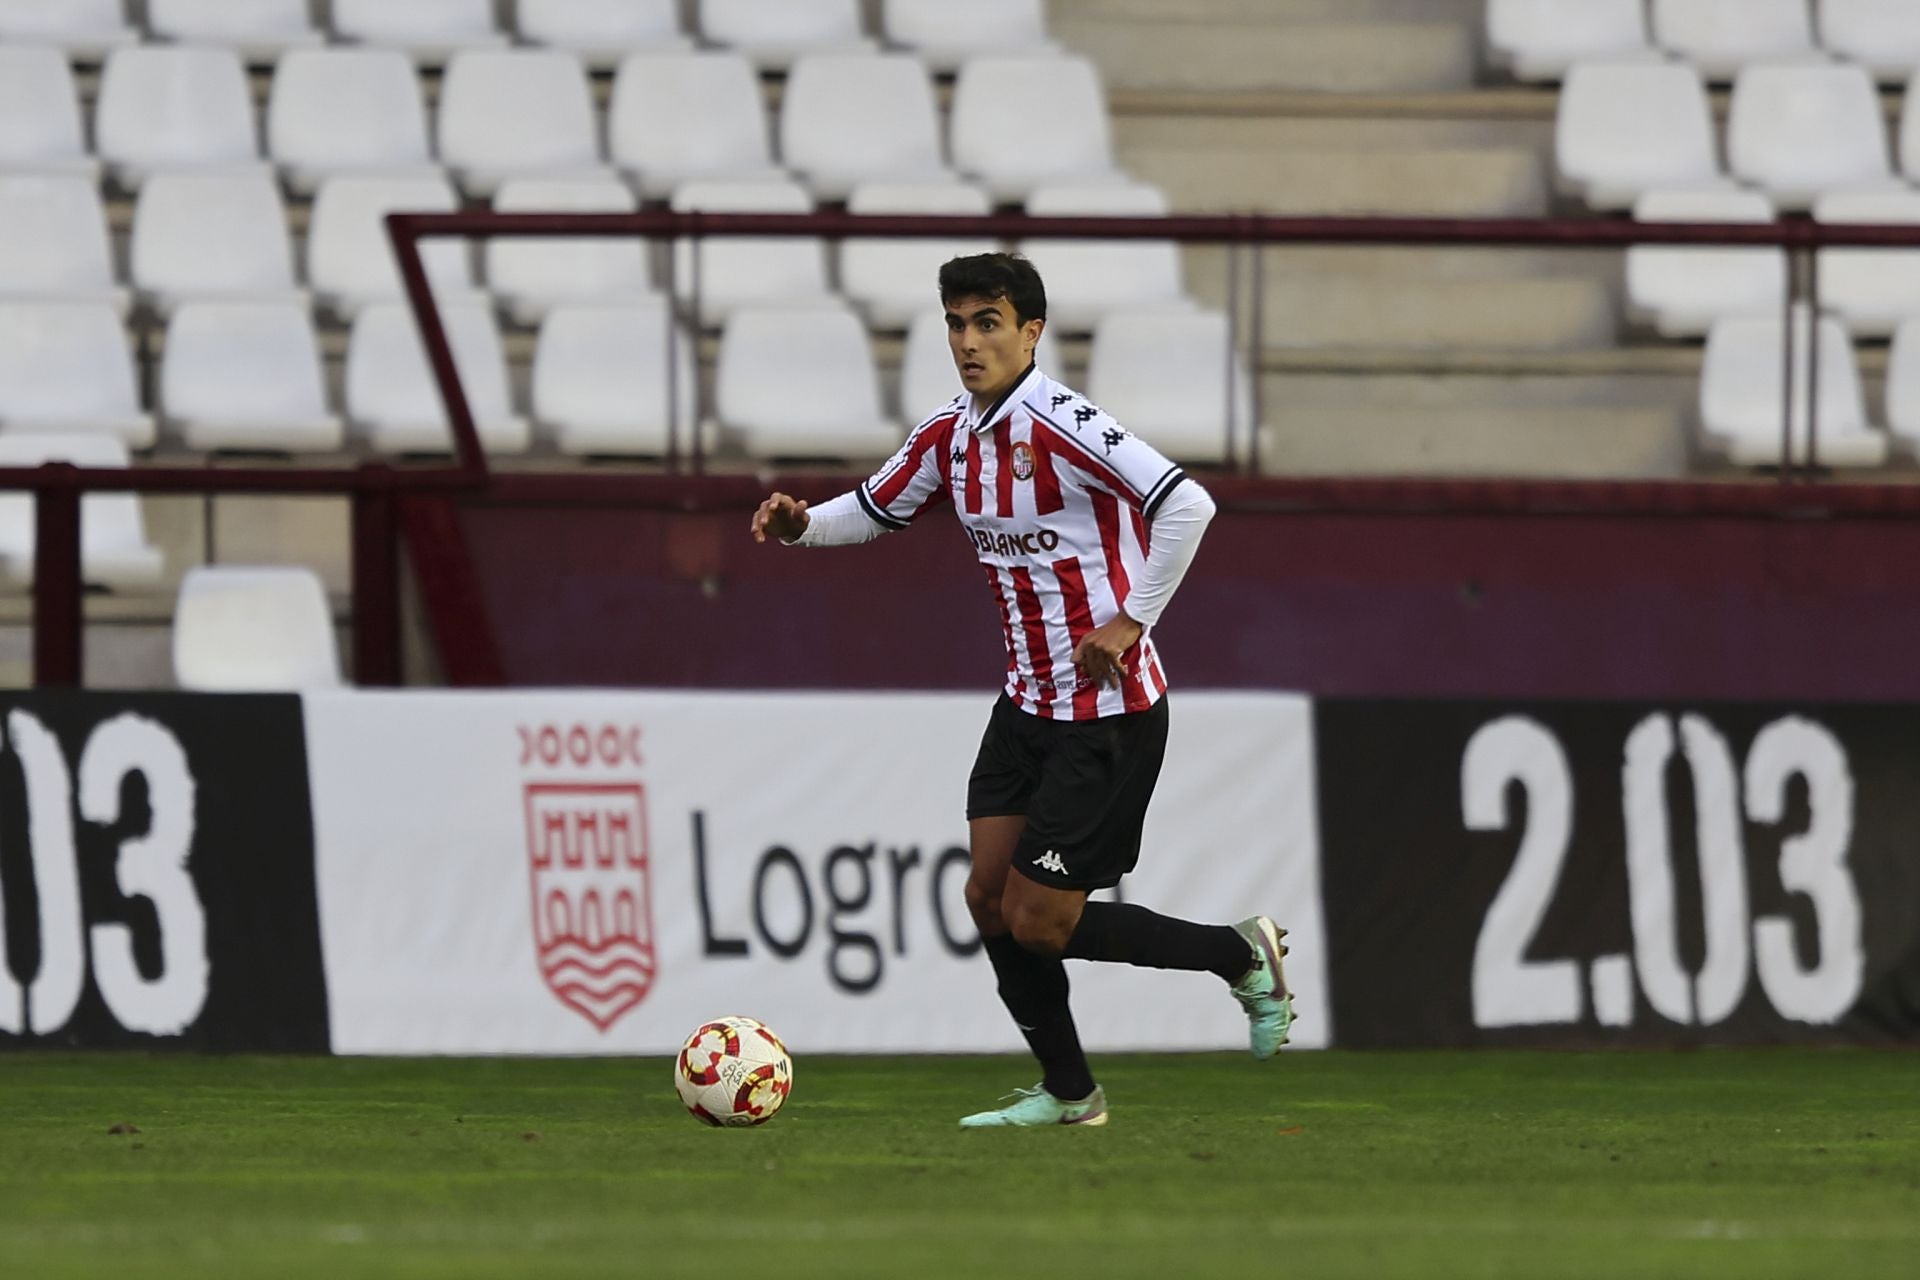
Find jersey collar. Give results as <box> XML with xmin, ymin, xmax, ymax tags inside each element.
<box><xmin>964</xmin><ymin>363</ymin><xmax>1041</xmax><ymax>434</ymax></box>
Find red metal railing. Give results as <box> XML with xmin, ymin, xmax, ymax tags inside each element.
<box><xmin>12</xmin><ymin>210</ymin><xmax>1920</xmax><ymax>688</ymax></box>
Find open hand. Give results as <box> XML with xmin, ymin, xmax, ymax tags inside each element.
<box><xmin>750</xmin><ymin>492</ymin><xmax>810</xmax><ymax>544</ymax></box>
<box><xmin>1070</xmin><ymin>613</ymin><xmax>1144</xmax><ymax>690</ymax></box>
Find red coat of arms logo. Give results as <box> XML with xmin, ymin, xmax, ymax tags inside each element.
<box><xmin>523</xmin><ymin>731</ymin><xmax>656</xmax><ymax>1031</ymax></box>
<box><xmin>1011</xmin><ymin>440</ymin><xmax>1036</xmax><ymax>481</ymax></box>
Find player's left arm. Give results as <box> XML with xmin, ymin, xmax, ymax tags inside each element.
<box><xmin>1070</xmin><ymin>476</ymin><xmax>1215</xmax><ymax>688</ymax></box>
<box><xmin>1063</xmin><ymin>412</ymin><xmax>1216</xmax><ymax>688</ymax></box>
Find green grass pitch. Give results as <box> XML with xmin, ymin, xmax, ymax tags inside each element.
<box><xmin>1</xmin><ymin>1048</ymin><xmax>1915</xmax><ymax>1278</ymax></box>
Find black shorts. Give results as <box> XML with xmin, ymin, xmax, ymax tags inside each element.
<box><xmin>965</xmin><ymin>693</ymin><xmax>1170</xmax><ymax>891</ymax></box>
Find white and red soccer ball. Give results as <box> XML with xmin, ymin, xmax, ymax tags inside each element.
<box><xmin>673</xmin><ymin>1016</ymin><xmax>794</xmax><ymax>1127</ymax></box>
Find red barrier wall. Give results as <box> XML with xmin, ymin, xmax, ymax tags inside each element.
<box><xmin>450</xmin><ymin>501</ymin><xmax>1920</xmax><ymax>699</ymax></box>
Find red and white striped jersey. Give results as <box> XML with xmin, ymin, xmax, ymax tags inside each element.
<box><xmin>855</xmin><ymin>366</ymin><xmax>1191</xmax><ymax>720</ymax></box>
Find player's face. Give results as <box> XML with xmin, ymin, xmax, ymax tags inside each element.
<box><xmin>945</xmin><ymin>295</ymin><xmax>1043</xmax><ymax>402</ymax></box>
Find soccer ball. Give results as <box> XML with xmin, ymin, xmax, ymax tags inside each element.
<box><xmin>673</xmin><ymin>1016</ymin><xmax>794</xmax><ymax>1127</ymax></box>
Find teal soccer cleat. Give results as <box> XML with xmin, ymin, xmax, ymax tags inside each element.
<box><xmin>1230</xmin><ymin>916</ymin><xmax>1294</xmax><ymax>1060</ymax></box>
<box><xmin>958</xmin><ymin>1084</ymin><xmax>1109</xmax><ymax>1128</ymax></box>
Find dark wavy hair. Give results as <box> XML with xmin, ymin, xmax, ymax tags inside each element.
<box><xmin>938</xmin><ymin>252</ymin><xmax>1048</xmax><ymax>324</ymax></box>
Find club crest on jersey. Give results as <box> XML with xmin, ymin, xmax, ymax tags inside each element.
<box><xmin>1010</xmin><ymin>441</ymin><xmax>1036</xmax><ymax>481</ymax></box>
<box><xmin>519</xmin><ymin>722</ymin><xmax>656</xmax><ymax>1032</ymax></box>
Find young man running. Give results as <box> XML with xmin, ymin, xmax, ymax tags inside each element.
<box><xmin>750</xmin><ymin>253</ymin><xmax>1292</xmax><ymax>1127</ymax></box>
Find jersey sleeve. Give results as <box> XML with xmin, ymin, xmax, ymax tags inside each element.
<box><xmin>1028</xmin><ymin>394</ymin><xmax>1188</xmax><ymax>517</ymax></box>
<box><xmin>853</xmin><ymin>409</ymin><xmax>958</xmax><ymax>531</ymax></box>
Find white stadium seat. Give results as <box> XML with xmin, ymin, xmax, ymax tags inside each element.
<box><xmin>533</xmin><ymin>300</ymin><xmax>697</xmax><ymax>457</ymax></box>
<box><xmin>0</xmin><ymin>302</ymin><xmax>154</xmax><ymax>446</ymax></box>
<box><xmin>780</xmin><ymin>53</ymin><xmax>950</xmax><ymax>201</ymax></box>
<box><xmin>841</xmin><ymin>179</ymin><xmax>997</xmax><ymax>329</ymax></box>
<box><xmin>1556</xmin><ymin>60</ymin><xmax>1720</xmax><ymax>210</ymax></box>
<box><xmin>882</xmin><ymin>0</ymin><xmax>1056</xmax><ymax>73</ymax></box>
<box><xmin>1884</xmin><ymin>318</ymin><xmax>1920</xmax><ymax>452</ymax></box>
<box><xmin>1021</xmin><ymin>180</ymin><xmax>1190</xmax><ymax>332</ymax></box>
<box><xmin>172</xmin><ymin>566</ymin><xmax>342</xmax><ymax>691</ymax></box>
<box><xmin>95</xmin><ymin>46</ymin><xmax>263</xmax><ymax>190</ymax></box>
<box><xmin>0</xmin><ymin>0</ymin><xmax>135</xmax><ymax>59</ymax></box>
<box><xmin>669</xmin><ymin>178</ymin><xmax>829</xmax><ymax>325</ymax></box>
<box><xmin>346</xmin><ymin>301</ymin><xmax>529</xmax><ymax>455</ymax></box>
<box><xmin>147</xmin><ymin>0</ymin><xmax>322</xmax><ymax>62</ymax></box>
<box><xmin>1898</xmin><ymin>71</ymin><xmax>1920</xmax><ymax>181</ymax></box>
<box><xmin>517</xmin><ymin>0</ymin><xmax>691</xmax><ymax>69</ymax></box>
<box><xmin>486</xmin><ymin>176</ymin><xmax>653</xmax><ymax>326</ymax></box>
<box><xmin>1652</xmin><ymin>0</ymin><xmax>1817</xmax><ymax>81</ymax></box>
<box><xmin>696</xmin><ymin>0</ymin><xmax>875</xmax><ymax>71</ymax></box>
<box><xmin>1813</xmin><ymin>188</ymin><xmax>1920</xmax><ymax>338</ymax></box>
<box><xmin>899</xmin><ymin>309</ymin><xmax>1062</xmax><ymax>422</ymax></box>
<box><xmin>306</xmin><ymin>175</ymin><xmax>478</xmax><ymax>322</ymax></box>
<box><xmin>267</xmin><ymin>49</ymin><xmax>437</xmax><ymax>197</ymax></box>
<box><xmin>161</xmin><ymin>302</ymin><xmax>343</xmax><ymax>453</ymax></box>
<box><xmin>1625</xmin><ymin>186</ymin><xmax>1785</xmax><ymax>338</ymax></box>
<box><xmin>0</xmin><ymin>46</ymin><xmax>100</xmax><ymax>177</ymax></box>
<box><xmin>715</xmin><ymin>303</ymin><xmax>901</xmax><ymax>460</ymax></box>
<box><xmin>1821</xmin><ymin>0</ymin><xmax>1920</xmax><ymax>85</ymax></box>
<box><xmin>1699</xmin><ymin>306</ymin><xmax>1886</xmax><ymax>467</ymax></box>
<box><xmin>0</xmin><ymin>175</ymin><xmax>128</xmax><ymax>313</ymax></box>
<box><xmin>1485</xmin><ymin>0</ymin><xmax>1653</xmax><ymax>83</ymax></box>
<box><xmin>131</xmin><ymin>173</ymin><xmax>305</xmax><ymax>317</ymax></box>
<box><xmin>0</xmin><ymin>433</ymin><xmax>163</xmax><ymax>592</ymax></box>
<box><xmin>438</xmin><ymin>50</ymin><xmax>607</xmax><ymax>198</ymax></box>
<box><xmin>1087</xmin><ymin>308</ymin><xmax>1250</xmax><ymax>465</ymax></box>
<box><xmin>609</xmin><ymin>52</ymin><xmax>783</xmax><ymax>199</ymax></box>
<box><xmin>951</xmin><ymin>56</ymin><xmax>1124</xmax><ymax>203</ymax></box>
<box><xmin>329</xmin><ymin>0</ymin><xmax>507</xmax><ymax>65</ymax></box>
<box><xmin>1728</xmin><ymin>62</ymin><xmax>1891</xmax><ymax>210</ymax></box>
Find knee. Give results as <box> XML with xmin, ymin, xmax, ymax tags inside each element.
<box><xmin>1005</xmin><ymin>898</ymin><xmax>1072</xmax><ymax>958</ymax></box>
<box><xmin>964</xmin><ymin>873</ymin><xmax>1004</xmax><ymax>935</ymax></box>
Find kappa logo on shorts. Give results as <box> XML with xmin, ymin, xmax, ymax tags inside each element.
<box><xmin>519</xmin><ymin>722</ymin><xmax>656</xmax><ymax>1033</ymax></box>
<box><xmin>1034</xmin><ymin>850</ymin><xmax>1068</xmax><ymax>875</ymax></box>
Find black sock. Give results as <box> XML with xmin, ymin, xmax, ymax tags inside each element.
<box><xmin>1063</xmin><ymin>901</ymin><xmax>1252</xmax><ymax>983</ymax></box>
<box><xmin>982</xmin><ymin>932</ymin><xmax>1096</xmax><ymax>1101</ymax></box>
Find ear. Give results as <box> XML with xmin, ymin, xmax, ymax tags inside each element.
<box><xmin>1024</xmin><ymin>317</ymin><xmax>1045</xmax><ymax>353</ymax></box>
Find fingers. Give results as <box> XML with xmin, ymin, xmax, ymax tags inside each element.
<box><xmin>750</xmin><ymin>493</ymin><xmax>796</xmax><ymax>543</ymax></box>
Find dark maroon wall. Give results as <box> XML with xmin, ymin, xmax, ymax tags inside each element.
<box><xmin>452</xmin><ymin>502</ymin><xmax>1920</xmax><ymax>699</ymax></box>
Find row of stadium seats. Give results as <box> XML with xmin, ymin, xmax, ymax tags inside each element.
<box><xmin>1490</xmin><ymin>0</ymin><xmax>1920</xmax><ymax>83</ymax></box>
<box><xmin>0</xmin><ymin>169</ymin><xmax>1188</xmax><ymax>331</ymax></box>
<box><xmin>0</xmin><ymin>44</ymin><xmax>1118</xmax><ymax>204</ymax></box>
<box><xmin>0</xmin><ymin>297</ymin><xmax>1246</xmax><ymax>464</ymax></box>
<box><xmin>1628</xmin><ymin>187</ymin><xmax>1920</xmax><ymax>338</ymax></box>
<box><xmin>1699</xmin><ymin>306</ymin><xmax>1920</xmax><ymax>469</ymax></box>
<box><xmin>1558</xmin><ymin>59</ymin><xmax>1920</xmax><ymax>211</ymax></box>
<box><xmin>0</xmin><ymin>0</ymin><xmax>1048</xmax><ymax>72</ymax></box>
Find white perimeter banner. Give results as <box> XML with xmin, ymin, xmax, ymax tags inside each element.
<box><xmin>303</xmin><ymin>690</ymin><xmax>1328</xmax><ymax>1055</ymax></box>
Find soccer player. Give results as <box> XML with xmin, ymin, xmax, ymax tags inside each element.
<box><xmin>750</xmin><ymin>253</ymin><xmax>1291</xmax><ymax>1127</ymax></box>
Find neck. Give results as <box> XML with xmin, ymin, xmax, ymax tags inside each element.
<box><xmin>971</xmin><ymin>361</ymin><xmax>1035</xmax><ymax>422</ymax></box>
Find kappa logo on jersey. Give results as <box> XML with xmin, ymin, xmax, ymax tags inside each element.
<box><xmin>520</xmin><ymin>721</ymin><xmax>656</xmax><ymax>1032</ymax></box>
<box><xmin>1034</xmin><ymin>850</ymin><xmax>1068</xmax><ymax>875</ymax></box>
<box><xmin>1102</xmin><ymin>428</ymin><xmax>1127</xmax><ymax>454</ymax></box>
<box><xmin>1011</xmin><ymin>441</ymin><xmax>1036</xmax><ymax>481</ymax></box>
<box><xmin>950</xmin><ymin>447</ymin><xmax>967</xmax><ymax>468</ymax></box>
<box><xmin>1051</xmin><ymin>393</ymin><xmax>1074</xmax><ymax>410</ymax></box>
<box><xmin>971</xmin><ymin>527</ymin><xmax>1062</xmax><ymax>557</ymax></box>
<box><xmin>1073</xmin><ymin>404</ymin><xmax>1099</xmax><ymax>427</ymax></box>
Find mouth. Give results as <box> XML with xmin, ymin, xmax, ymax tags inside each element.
<box><xmin>961</xmin><ymin>362</ymin><xmax>985</xmax><ymax>377</ymax></box>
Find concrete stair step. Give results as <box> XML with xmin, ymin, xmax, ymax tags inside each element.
<box><xmin>1258</xmin><ymin>404</ymin><xmax>1690</xmax><ymax>479</ymax></box>
<box><xmin>1246</xmin><ymin>272</ymin><xmax>1619</xmax><ymax>349</ymax></box>
<box><xmin>1052</xmin><ymin>0</ymin><xmax>1484</xmax><ymax>22</ymax></box>
<box><xmin>1121</xmin><ymin>143</ymin><xmax>1546</xmax><ymax>216</ymax></box>
<box><xmin>1056</xmin><ymin>19</ymin><xmax>1477</xmax><ymax>94</ymax></box>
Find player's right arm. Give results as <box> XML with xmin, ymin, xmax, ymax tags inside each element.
<box><xmin>748</xmin><ymin>490</ymin><xmax>887</xmax><ymax>546</ymax></box>
<box><xmin>748</xmin><ymin>408</ymin><xmax>958</xmax><ymax>547</ymax></box>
